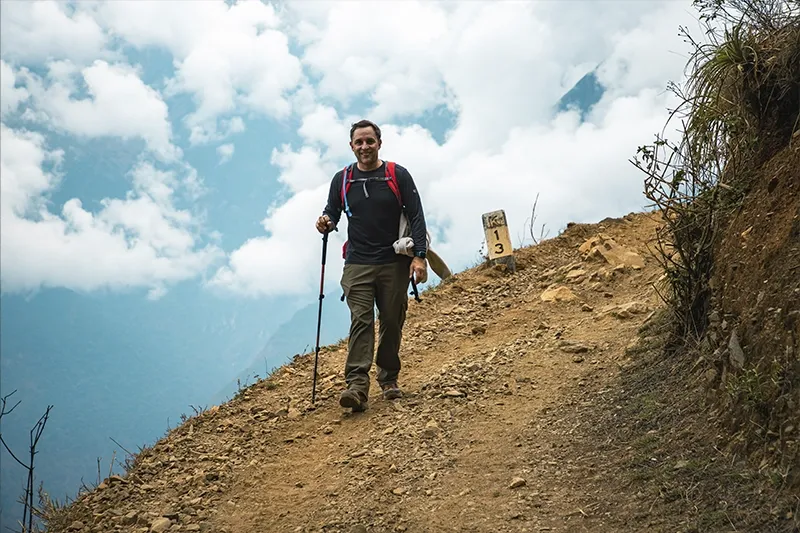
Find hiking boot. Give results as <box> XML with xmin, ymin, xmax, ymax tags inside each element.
<box><xmin>339</xmin><ymin>388</ymin><xmax>368</xmax><ymax>412</ymax></box>
<box><xmin>381</xmin><ymin>382</ymin><xmax>403</xmax><ymax>401</ymax></box>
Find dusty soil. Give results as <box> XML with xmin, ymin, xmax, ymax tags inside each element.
<box><xmin>45</xmin><ymin>212</ymin><xmax>800</xmax><ymax>533</ymax></box>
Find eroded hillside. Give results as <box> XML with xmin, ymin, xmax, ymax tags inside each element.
<box><xmin>44</xmin><ymin>212</ymin><xmax>799</xmax><ymax>533</ymax></box>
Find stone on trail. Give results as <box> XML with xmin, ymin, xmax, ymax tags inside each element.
<box><xmin>150</xmin><ymin>517</ymin><xmax>172</xmax><ymax>533</ymax></box>
<box><xmin>540</xmin><ymin>286</ymin><xmax>577</xmax><ymax>302</ymax></box>
<box><xmin>422</xmin><ymin>419</ymin><xmax>441</xmax><ymax>438</ymax></box>
<box><xmin>579</xmin><ymin>234</ymin><xmax>644</xmax><ymax>269</ymax></box>
<box><xmin>509</xmin><ymin>477</ymin><xmax>527</xmax><ymax>489</ymax></box>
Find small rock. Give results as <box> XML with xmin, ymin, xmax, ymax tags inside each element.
<box><xmin>674</xmin><ymin>460</ymin><xmax>690</xmax><ymax>470</ymax></box>
<box><xmin>350</xmin><ymin>526</ymin><xmax>368</xmax><ymax>533</ymax></box>
<box><xmin>444</xmin><ymin>389</ymin><xmax>466</xmax><ymax>398</ymax></box>
<box><xmin>392</xmin><ymin>487</ymin><xmax>405</xmax><ymax>496</ymax></box>
<box><xmin>572</xmin><ymin>356</ymin><xmax>585</xmax><ymax>363</ymax></box>
<box><xmin>383</xmin><ymin>426</ymin><xmax>396</xmax><ymax>435</ymax></box>
<box><xmin>559</xmin><ymin>342</ymin><xmax>590</xmax><ymax>354</ymax></box>
<box><xmin>509</xmin><ymin>477</ymin><xmax>527</xmax><ymax>489</ymax></box>
<box><xmin>422</xmin><ymin>420</ymin><xmax>441</xmax><ymax>438</ymax></box>
<box><xmin>122</xmin><ymin>511</ymin><xmax>139</xmax><ymax>525</ymax></box>
<box><xmin>68</xmin><ymin>521</ymin><xmax>84</xmax><ymax>531</ymax></box>
<box><xmin>150</xmin><ymin>517</ymin><xmax>172</xmax><ymax>533</ymax></box>
<box><xmin>350</xmin><ymin>449</ymin><xmax>368</xmax><ymax>458</ymax></box>
<box><xmin>728</xmin><ymin>330</ymin><xmax>745</xmax><ymax>369</ymax></box>
<box><xmin>565</xmin><ymin>268</ymin><xmax>587</xmax><ymax>280</ymax></box>
<box><xmin>471</xmin><ymin>325</ymin><xmax>487</xmax><ymax>335</ymax></box>
<box><xmin>540</xmin><ymin>286</ymin><xmax>577</xmax><ymax>302</ymax></box>
<box><xmin>322</xmin><ymin>426</ymin><xmax>334</xmax><ymax>435</ymax></box>
<box><xmin>581</xmin><ymin>304</ymin><xmax>594</xmax><ymax>312</ymax></box>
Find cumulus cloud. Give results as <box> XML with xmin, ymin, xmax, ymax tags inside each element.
<box><xmin>0</xmin><ymin>0</ymin><xmax>109</xmax><ymax>65</ymax></box>
<box><xmin>19</xmin><ymin>60</ymin><xmax>181</xmax><ymax>161</ymax></box>
<box><xmin>217</xmin><ymin>143</ymin><xmax>235</xmax><ymax>165</ymax></box>
<box><xmin>207</xmin><ymin>186</ymin><xmax>338</xmax><ymax>297</ymax></box>
<box><xmin>209</xmin><ymin>0</ymin><xmax>697</xmax><ymax>298</ymax></box>
<box><xmin>0</xmin><ymin>60</ymin><xmax>29</xmax><ymax>116</ymax></box>
<box><xmin>0</xmin><ymin>0</ymin><xmax>700</xmax><ymax>300</ymax></box>
<box><xmin>95</xmin><ymin>0</ymin><xmax>303</xmax><ymax>144</ymax></box>
<box><xmin>0</xmin><ymin>123</ymin><xmax>222</xmax><ymax>297</ymax></box>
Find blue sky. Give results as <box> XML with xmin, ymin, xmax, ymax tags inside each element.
<box><xmin>0</xmin><ymin>0</ymin><xmax>699</xmax><ymax>524</ymax></box>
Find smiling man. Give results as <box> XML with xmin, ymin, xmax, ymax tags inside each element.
<box><xmin>315</xmin><ymin>119</ymin><xmax>428</xmax><ymax>412</ymax></box>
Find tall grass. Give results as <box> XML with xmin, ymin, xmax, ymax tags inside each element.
<box><xmin>631</xmin><ymin>0</ymin><xmax>799</xmax><ymax>345</ymax></box>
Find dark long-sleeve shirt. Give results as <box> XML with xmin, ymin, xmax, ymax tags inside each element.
<box><xmin>322</xmin><ymin>161</ymin><xmax>427</xmax><ymax>265</ymax></box>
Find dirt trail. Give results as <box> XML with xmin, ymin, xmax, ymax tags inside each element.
<box><xmin>52</xmin><ymin>212</ymin><xmax>795</xmax><ymax>533</ymax></box>
<box><xmin>212</xmin><ymin>212</ymin><xmax>663</xmax><ymax>533</ymax></box>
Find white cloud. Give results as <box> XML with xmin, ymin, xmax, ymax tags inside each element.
<box><xmin>0</xmin><ymin>123</ymin><xmax>222</xmax><ymax>297</ymax></box>
<box><xmin>0</xmin><ymin>0</ymin><xmax>109</xmax><ymax>65</ymax></box>
<box><xmin>596</xmin><ymin>1</ymin><xmax>696</xmax><ymax>98</ymax></box>
<box><xmin>0</xmin><ymin>0</ymin><xmax>701</xmax><ymax>301</ymax></box>
<box><xmin>20</xmin><ymin>60</ymin><xmax>181</xmax><ymax>161</ymax></box>
<box><xmin>95</xmin><ymin>0</ymin><xmax>303</xmax><ymax>144</ymax></box>
<box><xmin>0</xmin><ymin>60</ymin><xmax>29</xmax><ymax>117</ymax></box>
<box><xmin>217</xmin><ymin>143</ymin><xmax>235</xmax><ymax>165</ymax></box>
<box><xmin>211</xmin><ymin>0</ymin><xmax>697</xmax><ymax>298</ymax></box>
<box><xmin>207</xmin><ymin>186</ymin><xmax>340</xmax><ymax>297</ymax></box>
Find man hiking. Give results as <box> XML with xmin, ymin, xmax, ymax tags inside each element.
<box><xmin>315</xmin><ymin>119</ymin><xmax>428</xmax><ymax>412</ymax></box>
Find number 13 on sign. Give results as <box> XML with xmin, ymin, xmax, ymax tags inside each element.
<box><xmin>482</xmin><ymin>210</ymin><xmax>513</xmax><ymax>260</ymax></box>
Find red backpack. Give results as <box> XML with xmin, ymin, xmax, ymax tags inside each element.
<box><xmin>340</xmin><ymin>161</ymin><xmax>402</xmax><ymax>259</ymax></box>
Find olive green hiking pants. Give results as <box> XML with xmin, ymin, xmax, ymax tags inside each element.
<box><xmin>340</xmin><ymin>258</ymin><xmax>412</xmax><ymax>396</ymax></box>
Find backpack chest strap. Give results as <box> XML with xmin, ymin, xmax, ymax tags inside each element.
<box><xmin>341</xmin><ymin>162</ymin><xmax>401</xmax><ymax>217</ymax></box>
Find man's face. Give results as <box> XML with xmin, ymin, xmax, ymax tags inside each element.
<box><xmin>350</xmin><ymin>126</ymin><xmax>381</xmax><ymax>167</ymax></box>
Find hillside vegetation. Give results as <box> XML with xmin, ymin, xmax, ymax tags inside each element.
<box><xmin>37</xmin><ymin>0</ymin><xmax>799</xmax><ymax>532</ymax></box>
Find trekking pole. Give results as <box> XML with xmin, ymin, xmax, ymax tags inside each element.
<box><xmin>410</xmin><ymin>274</ymin><xmax>421</xmax><ymax>302</ymax></box>
<box><xmin>312</xmin><ymin>231</ymin><xmax>329</xmax><ymax>404</ymax></box>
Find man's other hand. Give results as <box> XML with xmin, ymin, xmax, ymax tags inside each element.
<box><xmin>410</xmin><ymin>257</ymin><xmax>428</xmax><ymax>284</ymax></box>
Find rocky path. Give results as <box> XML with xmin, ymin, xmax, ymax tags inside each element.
<box><xmin>48</xmin><ymin>213</ymin><xmax>672</xmax><ymax>533</ymax></box>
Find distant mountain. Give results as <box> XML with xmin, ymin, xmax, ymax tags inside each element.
<box><xmin>556</xmin><ymin>68</ymin><xmax>605</xmax><ymax>119</ymax></box>
<box><xmin>213</xmin><ymin>294</ymin><xmax>351</xmax><ymax>404</ymax></box>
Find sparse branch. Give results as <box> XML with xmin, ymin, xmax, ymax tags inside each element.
<box><xmin>109</xmin><ymin>437</ymin><xmax>134</xmax><ymax>458</ymax></box>
<box><xmin>0</xmin><ymin>433</ymin><xmax>28</xmax><ymax>468</ymax></box>
<box><xmin>1</xmin><ymin>390</ymin><xmax>22</xmax><ymax>419</ymax></box>
<box><xmin>522</xmin><ymin>193</ymin><xmax>549</xmax><ymax>246</ymax></box>
<box><xmin>0</xmin><ymin>392</ymin><xmax>53</xmax><ymax>533</ymax></box>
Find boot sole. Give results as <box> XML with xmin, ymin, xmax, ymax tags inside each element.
<box><xmin>339</xmin><ymin>393</ymin><xmax>367</xmax><ymax>412</ymax></box>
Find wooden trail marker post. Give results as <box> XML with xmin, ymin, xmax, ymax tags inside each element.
<box><xmin>482</xmin><ymin>209</ymin><xmax>516</xmax><ymax>273</ymax></box>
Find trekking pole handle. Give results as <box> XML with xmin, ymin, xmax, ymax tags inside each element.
<box><xmin>410</xmin><ymin>275</ymin><xmax>421</xmax><ymax>302</ymax></box>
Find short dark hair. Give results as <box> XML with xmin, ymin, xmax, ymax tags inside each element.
<box><xmin>350</xmin><ymin>119</ymin><xmax>381</xmax><ymax>141</ymax></box>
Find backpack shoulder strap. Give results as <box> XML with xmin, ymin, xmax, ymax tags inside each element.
<box><xmin>385</xmin><ymin>161</ymin><xmax>402</xmax><ymax>206</ymax></box>
<box><xmin>341</xmin><ymin>163</ymin><xmax>354</xmax><ymax>217</ymax></box>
